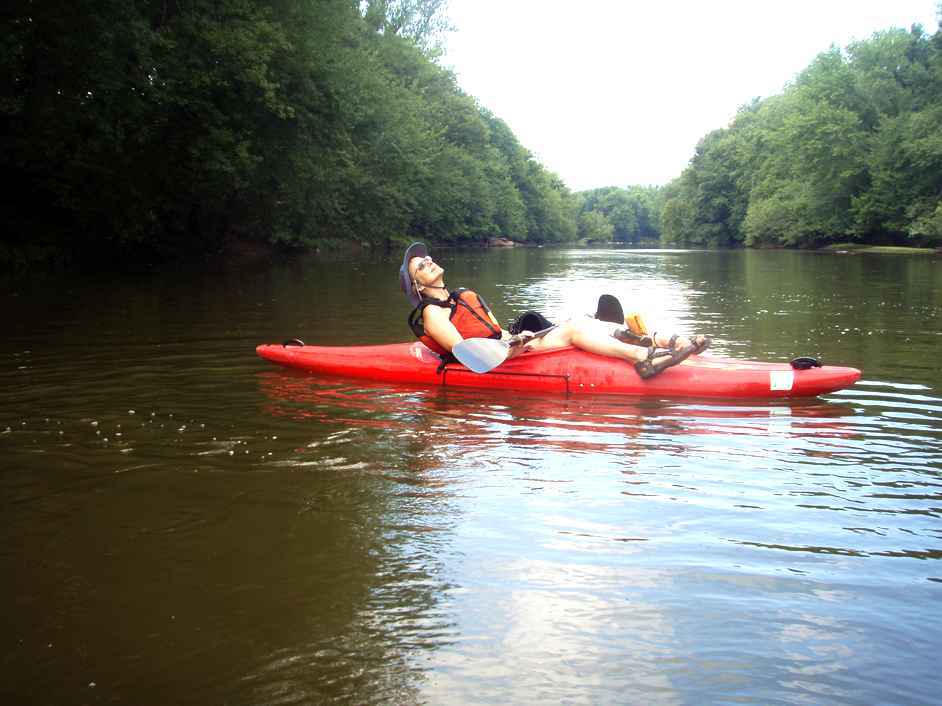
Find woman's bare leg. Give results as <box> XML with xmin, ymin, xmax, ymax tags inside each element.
<box><xmin>526</xmin><ymin>319</ymin><xmax>649</xmax><ymax>363</ymax></box>
<box><xmin>525</xmin><ymin>318</ymin><xmax>705</xmax><ymax>369</ymax></box>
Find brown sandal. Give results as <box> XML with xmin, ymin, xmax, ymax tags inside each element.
<box><xmin>634</xmin><ymin>343</ymin><xmax>697</xmax><ymax>380</ymax></box>
<box><xmin>664</xmin><ymin>333</ymin><xmax>711</xmax><ymax>354</ymax></box>
<box><xmin>613</xmin><ymin>327</ymin><xmax>654</xmax><ymax>348</ymax></box>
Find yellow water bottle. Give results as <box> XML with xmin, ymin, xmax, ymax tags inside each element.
<box><xmin>625</xmin><ymin>312</ymin><xmax>648</xmax><ymax>336</ymax></box>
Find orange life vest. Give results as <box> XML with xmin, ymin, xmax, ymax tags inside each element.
<box><xmin>408</xmin><ymin>288</ymin><xmax>501</xmax><ymax>357</ymax></box>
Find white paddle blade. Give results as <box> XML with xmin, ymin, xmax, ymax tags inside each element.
<box><xmin>451</xmin><ymin>338</ymin><xmax>511</xmax><ymax>374</ymax></box>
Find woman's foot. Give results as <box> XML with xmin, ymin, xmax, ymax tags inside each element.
<box><xmin>690</xmin><ymin>334</ymin><xmax>711</xmax><ymax>354</ymax></box>
<box><xmin>634</xmin><ymin>343</ymin><xmax>697</xmax><ymax>380</ymax></box>
<box><xmin>663</xmin><ymin>333</ymin><xmax>711</xmax><ymax>354</ymax></box>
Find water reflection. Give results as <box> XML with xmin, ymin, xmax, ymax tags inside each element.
<box><xmin>4</xmin><ymin>248</ymin><xmax>942</xmax><ymax>705</ymax></box>
<box><xmin>352</xmin><ymin>364</ymin><xmax>939</xmax><ymax>704</ymax></box>
<box><xmin>257</xmin><ymin>369</ymin><xmax>858</xmax><ymax>453</ymax></box>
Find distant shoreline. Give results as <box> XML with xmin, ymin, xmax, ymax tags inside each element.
<box><xmin>820</xmin><ymin>243</ymin><xmax>939</xmax><ymax>255</ymax></box>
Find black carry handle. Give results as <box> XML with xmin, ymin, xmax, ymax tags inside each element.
<box><xmin>790</xmin><ymin>356</ymin><xmax>821</xmax><ymax>370</ymax></box>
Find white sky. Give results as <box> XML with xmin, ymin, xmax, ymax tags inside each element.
<box><xmin>441</xmin><ymin>0</ymin><xmax>940</xmax><ymax>191</ymax></box>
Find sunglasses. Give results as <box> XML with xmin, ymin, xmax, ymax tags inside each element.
<box><xmin>413</xmin><ymin>256</ymin><xmax>433</xmax><ymax>273</ymax></box>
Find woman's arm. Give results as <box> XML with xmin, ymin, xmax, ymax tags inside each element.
<box><xmin>422</xmin><ymin>305</ymin><xmax>465</xmax><ymax>352</ymax></box>
<box><xmin>424</xmin><ymin>298</ymin><xmax>515</xmax><ymax>352</ymax></box>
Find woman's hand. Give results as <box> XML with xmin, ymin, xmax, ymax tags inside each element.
<box><xmin>508</xmin><ymin>330</ymin><xmax>535</xmax><ymax>346</ymax></box>
<box><xmin>506</xmin><ymin>330</ymin><xmax>535</xmax><ymax>358</ymax></box>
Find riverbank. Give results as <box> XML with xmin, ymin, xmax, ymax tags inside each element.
<box><xmin>821</xmin><ymin>243</ymin><xmax>940</xmax><ymax>254</ymax></box>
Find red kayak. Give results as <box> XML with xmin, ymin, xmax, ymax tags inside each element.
<box><xmin>256</xmin><ymin>341</ymin><xmax>861</xmax><ymax>399</ymax></box>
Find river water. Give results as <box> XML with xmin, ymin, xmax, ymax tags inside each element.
<box><xmin>2</xmin><ymin>247</ymin><xmax>941</xmax><ymax>705</ymax></box>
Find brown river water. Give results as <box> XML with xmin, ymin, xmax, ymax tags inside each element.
<box><xmin>2</xmin><ymin>247</ymin><xmax>941</xmax><ymax>705</ymax></box>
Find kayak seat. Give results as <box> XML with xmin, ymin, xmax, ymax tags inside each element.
<box><xmin>508</xmin><ymin>310</ymin><xmax>554</xmax><ymax>335</ymax></box>
<box><xmin>595</xmin><ymin>294</ymin><xmax>625</xmax><ymax>324</ymax></box>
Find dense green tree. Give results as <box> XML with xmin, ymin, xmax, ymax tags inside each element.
<box><xmin>6</xmin><ymin>2</ymin><xmax>941</xmax><ymax>267</ymax></box>
<box><xmin>849</xmin><ymin>28</ymin><xmax>942</xmax><ymax>243</ymax></box>
<box><xmin>661</xmin><ymin>127</ymin><xmax>750</xmax><ymax>246</ymax></box>
<box><xmin>662</xmin><ymin>18</ymin><xmax>942</xmax><ymax>248</ymax></box>
<box><xmin>361</xmin><ymin>0</ymin><xmax>452</xmax><ymax>52</ymax></box>
<box><xmin>578</xmin><ymin>210</ymin><xmax>614</xmax><ymax>242</ymax></box>
<box><xmin>577</xmin><ymin>185</ymin><xmax>663</xmax><ymax>243</ymax></box>
<box><xmin>0</xmin><ymin>0</ymin><xmax>578</xmax><ymax>268</ymax></box>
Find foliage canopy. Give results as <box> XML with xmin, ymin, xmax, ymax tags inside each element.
<box><xmin>4</xmin><ymin>3</ymin><xmax>941</xmax><ymax>267</ymax></box>
<box><xmin>661</xmin><ymin>21</ymin><xmax>942</xmax><ymax>248</ymax></box>
<box><xmin>1</xmin><ymin>0</ymin><xmax>578</xmax><ymax>265</ymax></box>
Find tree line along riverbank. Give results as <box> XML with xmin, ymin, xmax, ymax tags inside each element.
<box><xmin>2</xmin><ymin>1</ymin><xmax>940</xmax><ymax>270</ymax></box>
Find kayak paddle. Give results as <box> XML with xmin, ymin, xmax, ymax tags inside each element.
<box><xmin>452</xmin><ymin>326</ymin><xmax>556</xmax><ymax>374</ymax></box>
